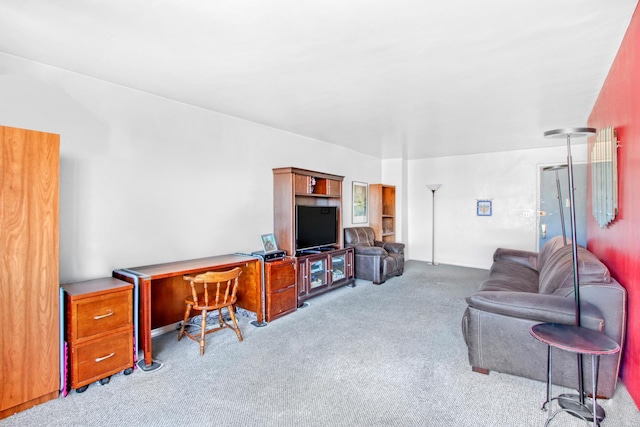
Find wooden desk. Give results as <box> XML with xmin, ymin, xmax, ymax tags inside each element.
<box><xmin>113</xmin><ymin>254</ymin><xmax>262</xmax><ymax>367</ymax></box>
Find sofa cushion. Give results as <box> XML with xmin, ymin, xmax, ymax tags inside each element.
<box><xmin>537</xmin><ymin>235</ymin><xmax>567</xmax><ymax>270</ymax></box>
<box><xmin>482</xmin><ymin>261</ymin><xmax>539</xmax><ymax>292</ymax></box>
<box><xmin>538</xmin><ymin>245</ymin><xmax>611</xmax><ymax>295</ymax></box>
<box><xmin>492</xmin><ymin>247</ymin><xmax>538</xmax><ymax>268</ymax></box>
<box><xmin>466</xmin><ymin>291</ymin><xmax>605</xmax><ymax>330</ymax></box>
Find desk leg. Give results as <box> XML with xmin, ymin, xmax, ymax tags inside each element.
<box><xmin>137</xmin><ymin>278</ymin><xmax>161</xmax><ymax>371</ymax></box>
<box><xmin>141</xmin><ymin>278</ymin><xmax>152</xmax><ymax>365</ymax></box>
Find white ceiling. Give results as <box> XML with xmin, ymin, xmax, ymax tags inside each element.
<box><xmin>0</xmin><ymin>1</ymin><xmax>637</xmax><ymax>159</ymax></box>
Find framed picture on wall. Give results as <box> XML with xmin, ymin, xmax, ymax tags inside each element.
<box><xmin>352</xmin><ymin>181</ymin><xmax>368</xmax><ymax>224</ymax></box>
<box><xmin>477</xmin><ymin>200</ymin><xmax>492</xmax><ymax>216</ymax></box>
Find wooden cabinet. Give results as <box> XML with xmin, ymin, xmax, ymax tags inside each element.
<box><xmin>273</xmin><ymin>167</ymin><xmax>344</xmax><ymax>257</ymax></box>
<box><xmin>297</xmin><ymin>248</ymin><xmax>354</xmax><ymax>305</ymax></box>
<box><xmin>62</xmin><ymin>278</ymin><xmax>134</xmax><ymax>392</ymax></box>
<box><xmin>273</xmin><ymin>167</ymin><xmax>353</xmax><ymax>306</ymax></box>
<box><xmin>1</xmin><ymin>126</ymin><xmax>60</xmax><ymax>419</ymax></box>
<box><xmin>369</xmin><ymin>184</ymin><xmax>396</xmax><ymax>242</ymax></box>
<box><xmin>264</xmin><ymin>257</ymin><xmax>297</xmax><ymax>322</ymax></box>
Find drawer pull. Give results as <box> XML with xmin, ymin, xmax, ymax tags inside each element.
<box><xmin>94</xmin><ymin>311</ymin><xmax>114</xmax><ymax>320</ymax></box>
<box><xmin>95</xmin><ymin>352</ymin><xmax>115</xmax><ymax>363</ymax></box>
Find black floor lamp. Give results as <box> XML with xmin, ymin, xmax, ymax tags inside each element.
<box><xmin>427</xmin><ymin>184</ymin><xmax>442</xmax><ymax>265</ymax></box>
<box><xmin>542</xmin><ymin>164</ymin><xmax>568</xmax><ymax>246</ymax></box>
<box><xmin>544</xmin><ymin>127</ymin><xmax>600</xmax><ymax>421</ymax></box>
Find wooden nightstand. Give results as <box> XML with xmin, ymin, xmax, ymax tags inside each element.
<box><xmin>62</xmin><ymin>278</ymin><xmax>134</xmax><ymax>393</ymax></box>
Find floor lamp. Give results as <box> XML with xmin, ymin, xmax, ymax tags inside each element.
<box><xmin>544</xmin><ymin>127</ymin><xmax>600</xmax><ymax>421</ymax></box>
<box><xmin>542</xmin><ymin>164</ymin><xmax>568</xmax><ymax>246</ymax></box>
<box><xmin>427</xmin><ymin>184</ymin><xmax>442</xmax><ymax>265</ymax></box>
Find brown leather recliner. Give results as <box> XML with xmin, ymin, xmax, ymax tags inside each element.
<box><xmin>344</xmin><ymin>227</ymin><xmax>405</xmax><ymax>284</ymax></box>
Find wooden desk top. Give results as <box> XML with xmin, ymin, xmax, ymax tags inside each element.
<box><xmin>123</xmin><ymin>254</ymin><xmax>260</xmax><ymax>280</ymax></box>
<box><xmin>62</xmin><ymin>277</ymin><xmax>133</xmax><ymax>298</ymax></box>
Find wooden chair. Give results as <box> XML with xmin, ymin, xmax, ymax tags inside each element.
<box><xmin>178</xmin><ymin>267</ymin><xmax>243</xmax><ymax>355</ymax></box>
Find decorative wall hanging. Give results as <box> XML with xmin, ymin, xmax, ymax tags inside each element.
<box><xmin>591</xmin><ymin>127</ymin><xmax>618</xmax><ymax>228</ymax></box>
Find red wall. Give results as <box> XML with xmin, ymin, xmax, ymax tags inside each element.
<box><xmin>587</xmin><ymin>3</ymin><xmax>640</xmax><ymax>407</ymax></box>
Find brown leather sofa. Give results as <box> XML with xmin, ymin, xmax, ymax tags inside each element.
<box><xmin>344</xmin><ymin>227</ymin><xmax>405</xmax><ymax>284</ymax></box>
<box><xmin>461</xmin><ymin>236</ymin><xmax>627</xmax><ymax>398</ymax></box>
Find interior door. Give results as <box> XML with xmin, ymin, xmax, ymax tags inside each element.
<box><xmin>539</xmin><ymin>163</ymin><xmax>587</xmax><ymax>249</ymax></box>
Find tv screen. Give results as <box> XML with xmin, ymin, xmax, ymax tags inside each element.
<box><xmin>296</xmin><ymin>206</ymin><xmax>338</xmax><ymax>250</ymax></box>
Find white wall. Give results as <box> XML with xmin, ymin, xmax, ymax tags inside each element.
<box><xmin>407</xmin><ymin>146</ymin><xmax>587</xmax><ymax>269</ymax></box>
<box><xmin>0</xmin><ymin>52</ymin><xmax>590</xmax><ymax>279</ymax></box>
<box><xmin>0</xmin><ymin>53</ymin><xmax>380</xmax><ymax>282</ymax></box>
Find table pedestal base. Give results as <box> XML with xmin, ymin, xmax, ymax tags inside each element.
<box><xmin>558</xmin><ymin>394</ymin><xmax>605</xmax><ymax>423</ymax></box>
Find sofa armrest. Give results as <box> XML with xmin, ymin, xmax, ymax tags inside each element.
<box><xmin>493</xmin><ymin>247</ymin><xmax>538</xmax><ymax>269</ymax></box>
<box><xmin>379</xmin><ymin>241</ymin><xmax>405</xmax><ymax>254</ymax></box>
<box><xmin>466</xmin><ymin>291</ymin><xmax>604</xmax><ymax>331</ymax></box>
<box><xmin>350</xmin><ymin>245</ymin><xmax>387</xmax><ymax>257</ymax></box>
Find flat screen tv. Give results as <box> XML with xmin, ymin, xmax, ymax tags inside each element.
<box><xmin>295</xmin><ymin>205</ymin><xmax>338</xmax><ymax>250</ymax></box>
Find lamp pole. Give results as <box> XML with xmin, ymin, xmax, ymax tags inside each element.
<box><xmin>427</xmin><ymin>184</ymin><xmax>442</xmax><ymax>265</ymax></box>
<box><xmin>544</xmin><ymin>127</ymin><xmax>597</xmax><ymax>421</ymax></box>
<box><xmin>542</xmin><ymin>164</ymin><xmax>568</xmax><ymax>246</ymax></box>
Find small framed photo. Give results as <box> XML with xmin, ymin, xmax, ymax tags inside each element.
<box><xmin>477</xmin><ymin>200</ymin><xmax>492</xmax><ymax>216</ymax></box>
<box><xmin>261</xmin><ymin>233</ymin><xmax>278</xmax><ymax>253</ymax></box>
<box><xmin>352</xmin><ymin>181</ymin><xmax>368</xmax><ymax>224</ymax></box>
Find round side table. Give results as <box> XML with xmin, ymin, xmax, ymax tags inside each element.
<box><xmin>530</xmin><ymin>322</ymin><xmax>620</xmax><ymax>427</ymax></box>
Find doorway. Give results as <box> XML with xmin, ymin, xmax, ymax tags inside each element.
<box><xmin>538</xmin><ymin>163</ymin><xmax>587</xmax><ymax>249</ymax></box>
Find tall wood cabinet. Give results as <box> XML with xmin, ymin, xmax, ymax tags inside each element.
<box><xmin>369</xmin><ymin>184</ymin><xmax>396</xmax><ymax>242</ymax></box>
<box><xmin>1</xmin><ymin>126</ymin><xmax>60</xmax><ymax>419</ymax></box>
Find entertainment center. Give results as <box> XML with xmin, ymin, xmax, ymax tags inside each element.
<box><xmin>273</xmin><ymin>167</ymin><xmax>355</xmax><ymax>307</ymax></box>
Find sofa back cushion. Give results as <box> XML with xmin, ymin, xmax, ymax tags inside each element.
<box><xmin>538</xmin><ymin>244</ymin><xmax>611</xmax><ymax>295</ymax></box>
<box><xmin>537</xmin><ymin>235</ymin><xmax>568</xmax><ymax>271</ymax></box>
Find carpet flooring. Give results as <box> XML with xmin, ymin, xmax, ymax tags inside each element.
<box><xmin>2</xmin><ymin>261</ymin><xmax>639</xmax><ymax>426</ymax></box>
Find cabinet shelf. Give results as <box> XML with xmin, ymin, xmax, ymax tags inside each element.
<box><xmin>295</xmin><ymin>193</ymin><xmax>339</xmax><ymax>198</ymax></box>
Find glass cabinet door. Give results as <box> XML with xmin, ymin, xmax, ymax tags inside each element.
<box><xmin>331</xmin><ymin>252</ymin><xmax>346</xmax><ymax>282</ymax></box>
<box><xmin>309</xmin><ymin>258</ymin><xmax>327</xmax><ymax>289</ymax></box>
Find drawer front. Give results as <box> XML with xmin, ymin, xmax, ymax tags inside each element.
<box><xmin>266</xmin><ymin>284</ymin><xmax>297</xmax><ymax>322</ymax></box>
<box><xmin>267</xmin><ymin>260</ymin><xmax>296</xmax><ymax>292</ymax></box>
<box><xmin>75</xmin><ymin>290</ymin><xmax>132</xmax><ymax>340</ymax></box>
<box><xmin>72</xmin><ymin>329</ymin><xmax>133</xmax><ymax>388</ymax></box>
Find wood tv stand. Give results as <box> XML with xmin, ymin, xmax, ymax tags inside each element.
<box><xmin>296</xmin><ymin>246</ymin><xmax>354</xmax><ymax>306</ymax></box>
<box><xmin>272</xmin><ymin>167</ymin><xmax>355</xmax><ymax>306</ymax></box>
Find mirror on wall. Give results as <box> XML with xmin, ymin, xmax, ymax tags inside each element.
<box><xmin>591</xmin><ymin>127</ymin><xmax>618</xmax><ymax>228</ymax></box>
